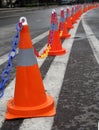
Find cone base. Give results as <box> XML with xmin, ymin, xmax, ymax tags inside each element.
<box><xmin>72</xmin><ymin>20</ymin><xmax>77</xmax><ymax>24</ymax></box>
<box><xmin>48</xmin><ymin>48</ymin><xmax>66</xmax><ymax>56</ymax></box>
<box><xmin>66</xmin><ymin>22</ymin><xmax>74</xmax><ymax>29</ymax></box>
<box><xmin>60</xmin><ymin>33</ymin><xmax>71</xmax><ymax>39</ymax></box>
<box><xmin>5</xmin><ymin>95</ymin><xmax>56</xmax><ymax>119</ymax></box>
<box><xmin>67</xmin><ymin>24</ymin><xmax>74</xmax><ymax>29</ymax></box>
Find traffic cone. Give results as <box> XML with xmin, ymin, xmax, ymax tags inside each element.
<box><xmin>65</xmin><ymin>7</ymin><xmax>74</xmax><ymax>29</ymax></box>
<box><xmin>5</xmin><ymin>17</ymin><xmax>56</xmax><ymax>119</ymax></box>
<box><xmin>74</xmin><ymin>5</ymin><xmax>80</xmax><ymax>20</ymax></box>
<box><xmin>71</xmin><ymin>6</ymin><xmax>77</xmax><ymax>24</ymax></box>
<box><xmin>77</xmin><ymin>5</ymin><xmax>83</xmax><ymax>18</ymax></box>
<box><xmin>83</xmin><ymin>4</ymin><xmax>88</xmax><ymax>13</ymax></box>
<box><xmin>75</xmin><ymin>5</ymin><xmax>82</xmax><ymax>20</ymax></box>
<box><xmin>48</xmin><ymin>10</ymin><xmax>66</xmax><ymax>56</ymax></box>
<box><xmin>59</xmin><ymin>8</ymin><xmax>71</xmax><ymax>39</ymax></box>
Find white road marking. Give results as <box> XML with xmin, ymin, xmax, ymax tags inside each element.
<box><xmin>82</xmin><ymin>16</ymin><xmax>99</xmax><ymax>64</ymax></box>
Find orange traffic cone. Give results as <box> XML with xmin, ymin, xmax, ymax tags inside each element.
<box><xmin>75</xmin><ymin>5</ymin><xmax>82</xmax><ymax>20</ymax></box>
<box><xmin>65</xmin><ymin>7</ymin><xmax>74</xmax><ymax>29</ymax></box>
<box><xmin>74</xmin><ymin>5</ymin><xmax>79</xmax><ymax>20</ymax></box>
<box><xmin>77</xmin><ymin>5</ymin><xmax>83</xmax><ymax>18</ymax></box>
<box><xmin>83</xmin><ymin>4</ymin><xmax>88</xmax><ymax>13</ymax></box>
<box><xmin>5</xmin><ymin>17</ymin><xmax>56</xmax><ymax>119</ymax></box>
<box><xmin>48</xmin><ymin>10</ymin><xmax>66</xmax><ymax>56</ymax></box>
<box><xmin>71</xmin><ymin>6</ymin><xmax>77</xmax><ymax>24</ymax></box>
<box><xmin>59</xmin><ymin>8</ymin><xmax>71</xmax><ymax>39</ymax></box>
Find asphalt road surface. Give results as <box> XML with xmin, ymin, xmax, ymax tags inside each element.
<box><xmin>0</xmin><ymin>5</ymin><xmax>99</xmax><ymax>130</ymax></box>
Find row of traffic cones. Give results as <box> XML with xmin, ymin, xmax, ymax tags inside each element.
<box><xmin>48</xmin><ymin>3</ymin><xmax>99</xmax><ymax>56</ymax></box>
<box><xmin>48</xmin><ymin>9</ymin><xmax>66</xmax><ymax>55</ymax></box>
<box><xmin>5</xmin><ymin>3</ymin><xmax>99</xmax><ymax>119</ymax></box>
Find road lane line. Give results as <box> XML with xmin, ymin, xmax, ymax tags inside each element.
<box><xmin>32</xmin><ymin>31</ymin><xmax>49</xmax><ymax>44</ymax></box>
<box><xmin>82</xmin><ymin>17</ymin><xmax>99</xmax><ymax>64</ymax></box>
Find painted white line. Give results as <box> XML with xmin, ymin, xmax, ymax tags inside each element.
<box><xmin>32</xmin><ymin>31</ymin><xmax>49</xmax><ymax>44</ymax></box>
<box><xmin>0</xmin><ymin>31</ymin><xmax>48</xmax><ymax>66</ymax></box>
<box><xmin>0</xmin><ymin>53</ymin><xmax>10</xmax><ymax>66</ymax></box>
<box><xmin>82</xmin><ymin>17</ymin><xmax>99</xmax><ymax>64</ymax></box>
<box><xmin>19</xmin><ymin>21</ymin><xmax>80</xmax><ymax>130</ymax></box>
